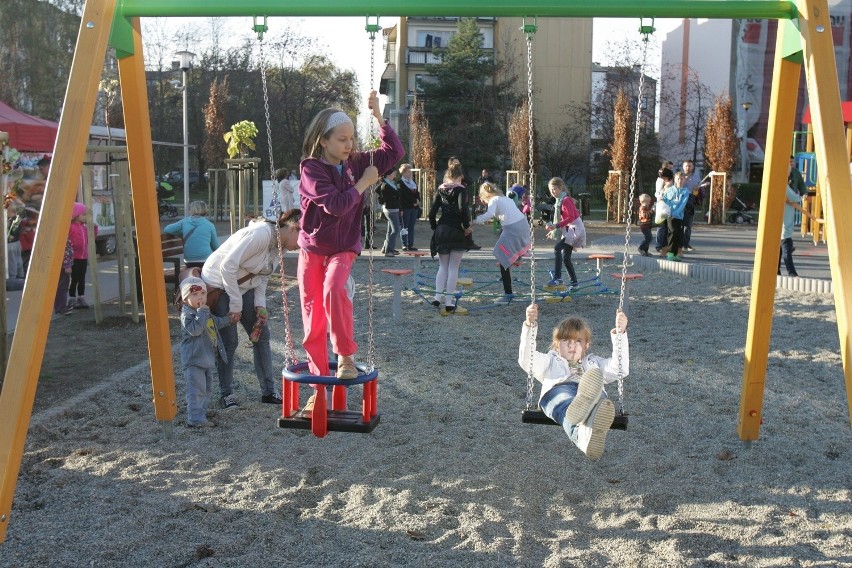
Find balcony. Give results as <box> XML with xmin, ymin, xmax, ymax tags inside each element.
<box><xmin>406</xmin><ymin>47</ymin><xmax>493</xmax><ymax>66</ymax></box>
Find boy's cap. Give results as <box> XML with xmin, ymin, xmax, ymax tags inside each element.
<box><xmin>180</xmin><ymin>276</ymin><xmax>206</xmax><ymax>301</ymax></box>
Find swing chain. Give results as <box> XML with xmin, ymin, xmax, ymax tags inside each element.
<box><xmin>259</xmin><ymin>26</ymin><xmax>297</xmax><ymax>367</ymax></box>
<box><xmin>365</xmin><ymin>24</ymin><xmax>379</xmax><ymax>372</ymax></box>
<box><xmin>614</xmin><ymin>25</ymin><xmax>652</xmax><ymax>415</ymax></box>
<box><xmin>524</xmin><ymin>22</ymin><xmax>537</xmax><ymax>411</ymax></box>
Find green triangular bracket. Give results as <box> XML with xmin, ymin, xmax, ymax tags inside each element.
<box><xmin>109</xmin><ymin>10</ymin><xmax>135</xmax><ymax>59</ymax></box>
<box><xmin>639</xmin><ymin>17</ymin><xmax>656</xmax><ymax>42</ymax></box>
<box><xmin>521</xmin><ymin>17</ymin><xmax>537</xmax><ymax>37</ymax></box>
<box><xmin>779</xmin><ymin>16</ymin><xmax>804</xmax><ymax>64</ymax></box>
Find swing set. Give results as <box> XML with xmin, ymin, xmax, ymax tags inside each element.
<box><xmin>2</xmin><ymin>0</ymin><xmax>852</xmax><ymax>545</ymax></box>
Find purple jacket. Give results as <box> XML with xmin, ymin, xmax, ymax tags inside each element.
<box><xmin>298</xmin><ymin>122</ymin><xmax>404</xmax><ymax>256</ymax></box>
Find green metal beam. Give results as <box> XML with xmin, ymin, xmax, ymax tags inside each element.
<box><xmin>118</xmin><ymin>0</ymin><xmax>797</xmax><ymax>20</ymax></box>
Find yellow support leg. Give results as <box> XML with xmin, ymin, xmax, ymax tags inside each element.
<box><xmin>117</xmin><ymin>19</ymin><xmax>178</xmax><ymax>424</ymax></box>
<box><xmin>739</xmin><ymin>23</ymin><xmax>801</xmax><ymax>441</ymax></box>
<box><xmin>798</xmin><ymin>0</ymin><xmax>852</xmax><ymax>430</ymax></box>
<box><xmin>0</xmin><ymin>0</ymin><xmax>116</xmax><ymax>543</ymax></box>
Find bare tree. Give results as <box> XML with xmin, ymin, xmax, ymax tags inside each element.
<box><xmin>508</xmin><ymin>100</ymin><xmax>535</xmax><ymax>173</ymax></box>
<box><xmin>703</xmin><ymin>95</ymin><xmax>739</xmax><ymax>223</ymax></box>
<box><xmin>658</xmin><ymin>63</ymin><xmax>715</xmax><ymax>164</ymax></box>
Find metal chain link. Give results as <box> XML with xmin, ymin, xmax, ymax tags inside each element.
<box><xmin>613</xmin><ymin>29</ymin><xmax>651</xmax><ymax>415</ymax></box>
<box><xmin>524</xmin><ymin>25</ymin><xmax>538</xmax><ymax>411</ymax></box>
<box><xmin>365</xmin><ymin>27</ymin><xmax>378</xmax><ymax>372</ymax></box>
<box><xmin>259</xmin><ymin>33</ymin><xmax>297</xmax><ymax>367</ymax></box>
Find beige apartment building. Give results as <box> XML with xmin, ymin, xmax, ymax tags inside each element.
<box><xmin>379</xmin><ymin>16</ymin><xmax>593</xmax><ymax>149</ymax></box>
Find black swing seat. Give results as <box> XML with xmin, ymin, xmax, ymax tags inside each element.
<box><xmin>521</xmin><ymin>409</ymin><xmax>628</xmax><ymax>431</ymax></box>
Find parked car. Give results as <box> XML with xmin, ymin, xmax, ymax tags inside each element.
<box><xmin>162</xmin><ymin>170</ymin><xmax>204</xmax><ymax>189</ymax></box>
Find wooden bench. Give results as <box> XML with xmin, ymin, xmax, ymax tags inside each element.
<box><xmin>161</xmin><ymin>233</ymin><xmax>183</xmax><ymax>295</ymax></box>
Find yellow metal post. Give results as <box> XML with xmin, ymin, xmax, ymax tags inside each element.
<box><xmin>797</xmin><ymin>0</ymin><xmax>852</xmax><ymax>428</ymax></box>
<box><xmin>0</xmin><ymin>0</ymin><xmax>116</xmax><ymax>543</ymax></box>
<box><xmin>738</xmin><ymin>21</ymin><xmax>802</xmax><ymax>441</ymax></box>
<box><xmin>117</xmin><ymin>18</ymin><xmax>178</xmax><ymax>423</ymax></box>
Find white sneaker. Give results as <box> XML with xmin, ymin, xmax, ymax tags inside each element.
<box><xmin>576</xmin><ymin>398</ymin><xmax>615</xmax><ymax>460</ymax></box>
<box><xmin>565</xmin><ymin>368</ymin><xmax>604</xmax><ymax>425</ymax></box>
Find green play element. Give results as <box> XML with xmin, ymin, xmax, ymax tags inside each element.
<box><xmin>116</xmin><ymin>1</ymin><xmax>797</xmax><ymax>19</ymax></box>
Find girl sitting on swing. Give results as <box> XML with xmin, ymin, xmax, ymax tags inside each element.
<box><xmin>519</xmin><ymin>304</ymin><xmax>629</xmax><ymax>460</ymax></box>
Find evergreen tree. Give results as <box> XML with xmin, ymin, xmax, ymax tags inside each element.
<box><xmin>420</xmin><ymin>18</ymin><xmax>517</xmax><ymax>171</ymax></box>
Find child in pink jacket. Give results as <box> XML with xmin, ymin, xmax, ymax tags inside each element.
<box><xmin>68</xmin><ymin>202</ymin><xmax>96</xmax><ymax>309</ymax></box>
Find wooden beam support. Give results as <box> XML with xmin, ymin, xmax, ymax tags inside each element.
<box><xmin>117</xmin><ymin>18</ymin><xmax>178</xmax><ymax>423</ymax></box>
<box><xmin>0</xmin><ymin>0</ymin><xmax>116</xmax><ymax>543</ymax></box>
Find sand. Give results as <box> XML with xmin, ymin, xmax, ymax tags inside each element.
<box><xmin>0</xmin><ymin>253</ymin><xmax>850</xmax><ymax>567</ymax></box>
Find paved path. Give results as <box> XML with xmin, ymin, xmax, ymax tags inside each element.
<box><xmin>6</xmin><ymin>220</ymin><xmax>834</xmax><ymax>334</ymax></box>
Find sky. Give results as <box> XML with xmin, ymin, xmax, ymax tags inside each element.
<box><xmin>155</xmin><ymin>16</ymin><xmax>683</xmax><ymax>129</ymax></box>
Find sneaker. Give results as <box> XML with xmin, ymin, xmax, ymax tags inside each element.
<box><xmin>576</xmin><ymin>398</ymin><xmax>616</xmax><ymax>461</ymax></box>
<box><xmin>336</xmin><ymin>355</ymin><xmax>359</xmax><ymax>380</ymax></box>
<box><xmin>666</xmin><ymin>252</ymin><xmax>682</xmax><ymax>262</ymax></box>
<box><xmin>220</xmin><ymin>395</ymin><xmax>239</xmax><ymax>410</ymax></box>
<box><xmin>440</xmin><ymin>305</ymin><xmax>469</xmax><ymax>316</ymax></box>
<box><xmin>187</xmin><ymin>420</ymin><xmax>216</xmax><ymax>428</ymax></box>
<box><xmin>568</xmin><ymin>283</ymin><xmax>579</xmax><ymax>292</ymax></box>
<box><xmin>469</xmin><ymin>243</ymin><xmax>482</xmax><ymax>250</ymax></box>
<box><xmin>409</xmin><ymin>247</ymin><xmax>419</xmax><ymax>251</ymax></box>
<box><xmin>683</xmin><ymin>246</ymin><xmax>694</xmax><ymax>252</ymax></box>
<box><xmin>493</xmin><ymin>294</ymin><xmax>515</xmax><ymax>305</ymax></box>
<box><xmin>301</xmin><ymin>394</ymin><xmax>317</xmax><ymax>418</ymax></box>
<box><xmin>384</xmin><ymin>252</ymin><xmax>396</xmax><ymax>257</ymax></box>
<box><xmin>261</xmin><ymin>393</ymin><xmax>283</xmax><ymax>404</ymax></box>
<box><xmin>546</xmin><ymin>278</ymin><xmax>563</xmax><ymax>286</ymax></box>
<box><xmin>61</xmin><ymin>306</ymin><xmax>74</xmax><ymax>315</ymax></box>
<box><xmin>76</xmin><ymin>297</ymin><xmax>89</xmax><ymax>309</ymax></box>
<box><xmin>638</xmin><ymin>249</ymin><xmax>650</xmax><ymax>257</ymax></box>
<box><xmin>565</xmin><ymin>368</ymin><xmax>605</xmax><ymax>425</ymax></box>
<box><xmin>431</xmin><ymin>300</ymin><xmax>441</xmax><ymax>308</ymax></box>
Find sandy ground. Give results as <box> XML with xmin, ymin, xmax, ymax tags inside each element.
<box><xmin>0</xmin><ymin>253</ymin><xmax>850</xmax><ymax>567</ymax></box>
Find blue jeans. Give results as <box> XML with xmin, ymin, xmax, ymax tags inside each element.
<box><xmin>682</xmin><ymin>212</ymin><xmax>695</xmax><ymax>247</ymax></box>
<box><xmin>553</xmin><ymin>241</ymin><xmax>578</xmax><ymax>285</ymax></box>
<box><xmin>540</xmin><ymin>383</ymin><xmax>580</xmax><ymax>444</ymax></box>
<box><xmin>184</xmin><ymin>365</ymin><xmax>213</xmax><ymax>424</ymax></box>
<box><xmin>401</xmin><ymin>208</ymin><xmax>418</xmax><ymax>248</ymax></box>
<box><xmin>213</xmin><ymin>288</ymin><xmax>276</xmax><ymax>398</ymax></box>
<box><xmin>656</xmin><ymin>223</ymin><xmax>668</xmax><ymax>250</ymax></box>
<box><xmin>778</xmin><ymin>237</ymin><xmax>798</xmax><ymax>276</ymax></box>
<box><xmin>383</xmin><ymin>209</ymin><xmax>401</xmax><ymax>253</ymax></box>
<box><xmin>638</xmin><ymin>227</ymin><xmax>652</xmax><ymax>252</ymax></box>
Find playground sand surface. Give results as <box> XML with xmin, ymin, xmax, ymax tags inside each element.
<box><xmin>1</xmin><ymin>256</ymin><xmax>851</xmax><ymax>567</ymax></box>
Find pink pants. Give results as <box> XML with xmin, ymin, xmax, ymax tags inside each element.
<box><xmin>298</xmin><ymin>249</ymin><xmax>357</xmax><ymax>376</ymax></box>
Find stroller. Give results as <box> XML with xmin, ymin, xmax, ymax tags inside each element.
<box><xmin>156</xmin><ymin>182</ymin><xmax>178</xmax><ymax>219</ymax></box>
<box><xmin>728</xmin><ymin>195</ymin><xmax>756</xmax><ymax>224</ymax></box>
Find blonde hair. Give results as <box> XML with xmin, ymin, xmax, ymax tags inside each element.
<box><xmin>188</xmin><ymin>200</ymin><xmax>208</xmax><ymax>216</ymax></box>
<box><xmin>301</xmin><ymin>108</ymin><xmax>358</xmax><ymax>160</ymax></box>
<box><xmin>399</xmin><ymin>163</ymin><xmax>412</xmax><ymax>174</ymax></box>
<box><xmin>444</xmin><ymin>162</ymin><xmax>464</xmax><ymax>184</ymax></box>
<box><xmin>549</xmin><ymin>316</ymin><xmax>593</xmax><ymax>351</ymax></box>
<box><xmin>478</xmin><ymin>181</ymin><xmax>502</xmax><ymax>201</ymax></box>
<box><xmin>639</xmin><ymin>193</ymin><xmax>651</xmax><ymax>205</ymax></box>
<box><xmin>548</xmin><ymin>177</ymin><xmax>568</xmax><ymax>193</ymax></box>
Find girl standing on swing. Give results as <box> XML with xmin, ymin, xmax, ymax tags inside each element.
<box><xmin>298</xmin><ymin>91</ymin><xmax>404</xmax><ymax>379</ymax></box>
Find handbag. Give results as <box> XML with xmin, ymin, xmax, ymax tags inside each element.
<box><xmin>654</xmin><ymin>200</ymin><xmax>671</xmax><ymax>225</ymax></box>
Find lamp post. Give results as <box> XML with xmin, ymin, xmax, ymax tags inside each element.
<box><xmin>741</xmin><ymin>101</ymin><xmax>752</xmax><ymax>182</ymax></box>
<box><xmin>176</xmin><ymin>50</ymin><xmax>195</xmax><ymax>216</ymax></box>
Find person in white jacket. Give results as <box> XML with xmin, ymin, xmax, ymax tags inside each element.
<box><xmin>518</xmin><ymin>304</ymin><xmax>629</xmax><ymax>460</ymax></box>
<box><xmin>202</xmin><ymin>209</ymin><xmax>301</xmax><ymax>410</ymax></box>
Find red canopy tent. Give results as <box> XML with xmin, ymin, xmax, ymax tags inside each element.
<box><xmin>0</xmin><ymin>101</ymin><xmax>58</xmax><ymax>153</ymax></box>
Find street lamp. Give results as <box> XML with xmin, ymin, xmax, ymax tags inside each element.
<box><xmin>741</xmin><ymin>101</ymin><xmax>752</xmax><ymax>182</ymax></box>
<box><xmin>176</xmin><ymin>50</ymin><xmax>195</xmax><ymax>216</ymax></box>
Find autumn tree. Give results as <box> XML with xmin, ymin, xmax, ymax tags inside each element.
<box><xmin>202</xmin><ymin>77</ymin><xmax>229</xmax><ymax>172</ymax></box>
<box><xmin>703</xmin><ymin>96</ymin><xmax>739</xmax><ymax>223</ymax></box>
<box><xmin>603</xmin><ymin>89</ymin><xmax>631</xmax><ymax>222</ymax></box>
<box><xmin>408</xmin><ymin>96</ymin><xmax>437</xmax><ymax>206</ymax></box>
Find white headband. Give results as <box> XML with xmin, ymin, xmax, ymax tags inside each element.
<box><xmin>324</xmin><ymin>111</ymin><xmax>353</xmax><ymax>134</ymax></box>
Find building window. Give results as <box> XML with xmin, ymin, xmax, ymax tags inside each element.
<box><xmin>417</xmin><ymin>31</ymin><xmax>454</xmax><ymax>48</ymax></box>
